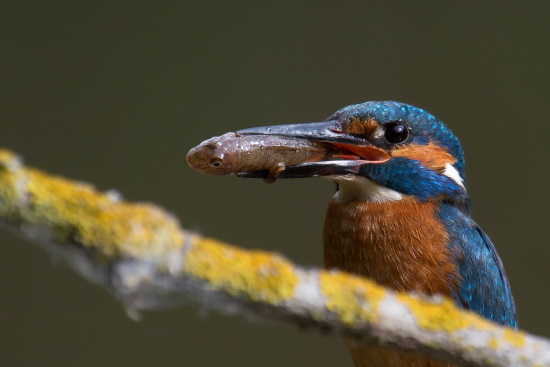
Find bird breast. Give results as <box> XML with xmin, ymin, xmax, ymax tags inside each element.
<box><xmin>324</xmin><ymin>198</ymin><xmax>460</xmax><ymax>298</ymax></box>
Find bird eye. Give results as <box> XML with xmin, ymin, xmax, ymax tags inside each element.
<box><xmin>210</xmin><ymin>158</ymin><xmax>223</xmax><ymax>168</ymax></box>
<box><xmin>384</xmin><ymin>123</ymin><xmax>409</xmax><ymax>144</ymax></box>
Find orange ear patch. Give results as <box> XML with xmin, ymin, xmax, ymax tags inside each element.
<box><xmin>392</xmin><ymin>142</ymin><xmax>456</xmax><ymax>172</ymax></box>
<box><xmin>343</xmin><ymin>118</ymin><xmax>379</xmax><ymax>136</ymax></box>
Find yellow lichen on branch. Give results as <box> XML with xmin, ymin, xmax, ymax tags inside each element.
<box><xmin>186</xmin><ymin>236</ymin><xmax>299</xmax><ymax>303</ymax></box>
<box><xmin>0</xmin><ymin>149</ymin><xmax>183</xmax><ymax>259</ymax></box>
<box><xmin>320</xmin><ymin>271</ymin><xmax>386</xmax><ymax>325</ymax></box>
<box><xmin>397</xmin><ymin>293</ymin><xmax>486</xmax><ymax>332</ymax></box>
<box><xmin>1</xmin><ymin>147</ymin><xmax>549</xmax><ymax>367</ymax></box>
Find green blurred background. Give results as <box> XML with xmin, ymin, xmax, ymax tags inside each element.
<box><xmin>1</xmin><ymin>2</ymin><xmax>548</xmax><ymax>366</ymax></box>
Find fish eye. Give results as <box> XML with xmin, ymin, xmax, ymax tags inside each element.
<box><xmin>384</xmin><ymin>122</ymin><xmax>409</xmax><ymax>144</ymax></box>
<box><xmin>209</xmin><ymin>157</ymin><xmax>223</xmax><ymax>168</ymax></box>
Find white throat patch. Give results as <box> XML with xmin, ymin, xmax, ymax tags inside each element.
<box><xmin>442</xmin><ymin>163</ymin><xmax>465</xmax><ymax>189</ymax></box>
<box><xmin>329</xmin><ymin>175</ymin><xmax>403</xmax><ymax>203</ymax></box>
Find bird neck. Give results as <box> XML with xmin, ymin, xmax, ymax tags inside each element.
<box><xmin>323</xmin><ymin>197</ymin><xmax>460</xmax><ymax>295</ymax></box>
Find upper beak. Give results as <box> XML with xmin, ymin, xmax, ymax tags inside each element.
<box><xmin>236</xmin><ymin>120</ymin><xmax>390</xmax><ymax>179</ymax></box>
<box><xmin>238</xmin><ymin>120</ymin><xmax>364</xmax><ymax>144</ymax></box>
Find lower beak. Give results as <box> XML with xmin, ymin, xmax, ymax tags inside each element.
<box><xmin>236</xmin><ymin>121</ymin><xmax>389</xmax><ymax>179</ymax></box>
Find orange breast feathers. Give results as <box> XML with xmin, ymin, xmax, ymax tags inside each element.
<box><xmin>323</xmin><ymin>198</ymin><xmax>460</xmax><ymax>295</ymax></box>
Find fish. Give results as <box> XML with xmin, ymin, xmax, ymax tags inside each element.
<box><xmin>186</xmin><ymin>132</ymin><xmax>331</xmax><ymax>183</ymax></box>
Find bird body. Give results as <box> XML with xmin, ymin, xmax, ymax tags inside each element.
<box><xmin>190</xmin><ymin>101</ymin><xmax>517</xmax><ymax>366</ymax></box>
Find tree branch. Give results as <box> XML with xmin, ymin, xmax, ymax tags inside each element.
<box><xmin>0</xmin><ymin>148</ymin><xmax>548</xmax><ymax>367</ymax></box>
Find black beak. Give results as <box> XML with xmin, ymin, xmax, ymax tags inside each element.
<box><xmin>236</xmin><ymin>120</ymin><xmax>389</xmax><ymax>179</ymax></box>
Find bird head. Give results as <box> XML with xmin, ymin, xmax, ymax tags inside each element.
<box><xmin>238</xmin><ymin>101</ymin><xmax>469</xmax><ymax>208</ymax></box>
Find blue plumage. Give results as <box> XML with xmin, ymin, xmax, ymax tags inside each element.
<box><xmin>359</xmin><ymin>157</ymin><xmax>467</xmax><ymax>203</ymax></box>
<box><xmin>439</xmin><ymin>203</ymin><xmax>517</xmax><ymax>327</ymax></box>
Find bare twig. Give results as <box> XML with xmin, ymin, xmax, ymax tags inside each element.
<box><xmin>0</xmin><ymin>148</ymin><xmax>548</xmax><ymax>367</ymax></box>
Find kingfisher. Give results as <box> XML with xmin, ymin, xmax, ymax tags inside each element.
<box><xmin>236</xmin><ymin>101</ymin><xmax>517</xmax><ymax>367</ymax></box>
